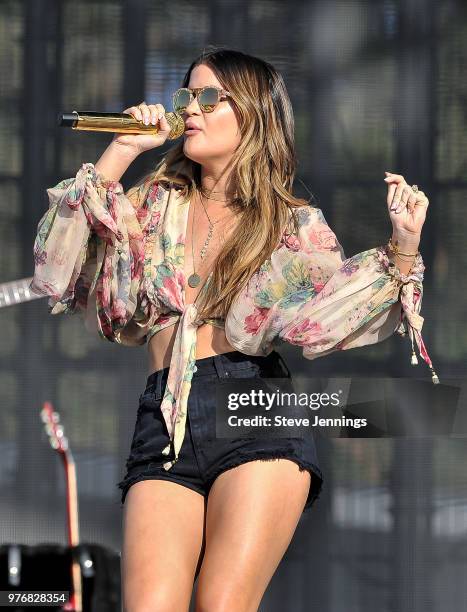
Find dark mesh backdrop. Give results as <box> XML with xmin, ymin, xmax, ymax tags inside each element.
<box><xmin>0</xmin><ymin>1</ymin><xmax>466</xmax><ymax>611</ymax></box>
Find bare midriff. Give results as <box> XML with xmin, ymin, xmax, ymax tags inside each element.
<box><xmin>147</xmin><ymin>189</ymin><xmax>239</xmax><ymax>375</ymax></box>
<box><xmin>147</xmin><ymin>320</ymin><xmax>237</xmax><ymax>374</ymax></box>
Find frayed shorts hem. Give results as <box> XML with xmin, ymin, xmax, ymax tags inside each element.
<box><xmin>118</xmin><ymin>449</ymin><xmax>323</xmax><ymax>513</ymax></box>
<box><xmin>206</xmin><ymin>450</ymin><xmax>323</xmax><ymax>513</ymax></box>
<box><xmin>117</xmin><ymin>472</ymin><xmax>206</xmax><ymax>508</ymax></box>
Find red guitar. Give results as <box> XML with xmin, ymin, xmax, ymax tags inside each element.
<box><xmin>41</xmin><ymin>401</ymin><xmax>82</xmax><ymax>612</ymax></box>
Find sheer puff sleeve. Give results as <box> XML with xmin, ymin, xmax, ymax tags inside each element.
<box><xmin>30</xmin><ymin>162</ymin><xmax>161</xmax><ymax>346</ymax></box>
<box><xmin>225</xmin><ymin>205</ymin><xmax>439</xmax><ymax>384</ymax></box>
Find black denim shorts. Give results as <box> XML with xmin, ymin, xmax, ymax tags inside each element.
<box><xmin>116</xmin><ymin>350</ymin><xmax>323</xmax><ymax>513</ymax></box>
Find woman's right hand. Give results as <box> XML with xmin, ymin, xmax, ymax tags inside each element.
<box><xmin>111</xmin><ymin>101</ymin><xmax>172</xmax><ymax>156</ymax></box>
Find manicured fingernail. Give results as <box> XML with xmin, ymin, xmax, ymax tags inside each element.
<box><xmin>384</xmin><ymin>177</ymin><xmax>391</xmax><ymax>181</ymax></box>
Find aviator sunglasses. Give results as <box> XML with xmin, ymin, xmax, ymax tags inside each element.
<box><xmin>172</xmin><ymin>86</ymin><xmax>233</xmax><ymax>113</ymax></box>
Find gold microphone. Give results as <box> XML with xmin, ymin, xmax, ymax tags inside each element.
<box><xmin>57</xmin><ymin>110</ymin><xmax>185</xmax><ymax>140</ymax></box>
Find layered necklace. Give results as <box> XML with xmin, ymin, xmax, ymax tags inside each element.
<box><xmin>187</xmin><ymin>186</ymin><xmax>236</xmax><ymax>288</ymax></box>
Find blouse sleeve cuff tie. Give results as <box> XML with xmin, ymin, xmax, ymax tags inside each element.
<box><xmin>378</xmin><ymin>246</ymin><xmax>440</xmax><ymax>385</ymax></box>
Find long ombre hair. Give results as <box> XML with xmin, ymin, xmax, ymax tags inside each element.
<box><xmin>134</xmin><ymin>46</ymin><xmax>313</xmax><ymax>322</ymax></box>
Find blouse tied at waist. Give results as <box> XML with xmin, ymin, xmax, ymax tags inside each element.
<box><xmin>158</xmin><ymin>303</ymin><xmax>204</xmax><ymax>470</ymax></box>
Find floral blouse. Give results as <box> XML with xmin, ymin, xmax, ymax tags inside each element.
<box><xmin>30</xmin><ymin>162</ymin><xmax>440</xmax><ymax>471</ymax></box>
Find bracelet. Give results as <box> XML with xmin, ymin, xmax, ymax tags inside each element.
<box><xmin>387</xmin><ymin>237</ymin><xmax>420</xmax><ymax>257</ymax></box>
<box><xmin>392</xmin><ymin>251</ymin><xmax>417</xmax><ymax>261</ymax></box>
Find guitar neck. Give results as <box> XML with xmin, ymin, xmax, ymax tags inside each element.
<box><xmin>0</xmin><ymin>277</ymin><xmax>43</xmax><ymax>308</ymax></box>
<box><xmin>64</xmin><ymin>454</ymin><xmax>80</xmax><ymax>547</ymax></box>
<box><xmin>63</xmin><ymin>451</ymin><xmax>82</xmax><ymax>612</ymax></box>
<box><xmin>41</xmin><ymin>403</ymin><xmax>83</xmax><ymax>612</ymax></box>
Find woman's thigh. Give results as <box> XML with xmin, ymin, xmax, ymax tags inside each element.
<box><xmin>122</xmin><ymin>479</ymin><xmax>206</xmax><ymax>612</ymax></box>
<box><xmin>195</xmin><ymin>458</ymin><xmax>311</xmax><ymax>612</ymax></box>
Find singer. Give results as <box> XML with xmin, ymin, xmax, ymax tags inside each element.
<box><xmin>31</xmin><ymin>46</ymin><xmax>435</xmax><ymax>611</ymax></box>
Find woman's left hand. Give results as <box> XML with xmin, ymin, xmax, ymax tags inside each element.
<box><xmin>384</xmin><ymin>171</ymin><xmax>430</xmax><ymax>238</ymax></box>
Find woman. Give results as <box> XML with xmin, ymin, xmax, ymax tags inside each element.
<box><xmin>31</xmin><ymin>47</ymin><xmax>437</xmax><ymax>611</ymax></box>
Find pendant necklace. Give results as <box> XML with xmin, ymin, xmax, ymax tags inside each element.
<box><xmin>187</xmin><ymin>188</ymin><xmax>234</xmax><ymax>288</ymax></box>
